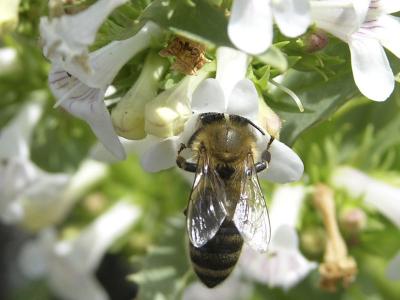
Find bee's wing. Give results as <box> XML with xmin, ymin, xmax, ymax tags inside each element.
<box><xmin>233</xmin><ymin>154</ymin><xmax>271</xmax><ymax>252</ymax></box>
<box><xmin>187</xmin><ymin>149</ymin><xmax>227</xmax><ymax>248</ymax></box>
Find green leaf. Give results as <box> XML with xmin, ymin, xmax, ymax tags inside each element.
<box><xmin>255</xmin><ymin>46</ymin><xmax>288</xmax><ymax>73</ymax></box>
<box><xmin>140</xmin><ymin>0</ymin><xmax>232</xmax><ymax>46</ymax></box>
<box><xmin>269</xmin><ymin>69</ymin><xmax>358</xmax><ymax>146</ymax></box>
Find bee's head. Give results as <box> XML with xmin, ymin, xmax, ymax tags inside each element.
<box><xmin>207</xmin><ymin>125</ymin><xmax>255</xmax><ymax>162</ymax></box>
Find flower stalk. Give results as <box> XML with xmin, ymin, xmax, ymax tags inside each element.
<box><xmin>313</xmin><ymin>184</ymin><xmax>357</xmax><ymax>292</ymax></box>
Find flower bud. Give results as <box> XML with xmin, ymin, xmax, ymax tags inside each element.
<box><xmin>303</xmin><ymin>29</ymin><xmax>329</xmax><ymax>53</ymax></box>
<box><xmin>112</xmin><ymin>52</ymin><xmax>168</xmax><ymax>140</ymax></box>
<box><xmin>300</xmin><ymin>228</ymin><xmax>326</xmax><ymax>258</ymax></box>
<box><xmin>145</xmin><ymin>69</ymin><xmax>210</xmax><ymax>138</ymax></box>
<box><xmin>339</xmin><ymin>208</ymin><xmax>367</xmax><ymax>236</ymax></box>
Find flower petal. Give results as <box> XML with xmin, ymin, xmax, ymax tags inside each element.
<box><xmin>21</xmin><ymin>160</ymin><xmax>107</xmax><ymax>231</ymax></box>
<box><xmin>68</xmin><ymin>202</ymin><xmax>140</xmax><ymax>272</ymax></box>
<box><xmin>40</xmin><ymin>0</ymin><xmax>127</xmax><ymax>71</ymax></box>
<box><xmin>271</xmin><ymin>225</ymin><xmax>298</xmax><ymax>250</ymax></box>
<box><xmin>240</xmin><ymin>242</ymin><xmax>316</xmax><ymax>290</ymax></box>
<box><xmin>49</xmin><ymin>66</ymin><xmax>125</xmax><ymax>160</ymax></box>
<box><xmin>310</xmin><ymin>1</ymin><xmax>362</xmax><ymax>41</ymax></box>
<box><xmin>258</xmin><ymin>140</ymin><xmax>304</xmax><ymax>183</ymax></box>
<box><xmin>64</xmin><ymin>22</ymin><xmax>162</xmax><ymax>88</ymax></box>
<box><xmin>0</xmin><ymin>101</ymin><xmax>43</xmax><ymax>160</ymax></box>
<box><xmin>48</xmin><ymin>269</ymin><xmax>109</xmax><ymax>300</ymax></box>
<box><xmin>228</xmin><ymin>0</ymin><xmax>273</xmax><ymax>54</ymax></box>
<box><xmin>374</xmin><ymin>0</ymin><xmax>400</xmax><ymax>15</ymax></box>
<box><xmin>215</xmin><ymin>47</ymin><xmax>249</xmax><ymax>99</ymax></box>
<box><xmin>272</xmin><ymin>0</ymin><xmax>311</xmax><ymax>37</ymax></box>
<box><xmin>191</xmin><ymin>79</ymin><xmax>226</xmax><ymax>113</ymax></box>
<box><xmin>91</xmin><ymin>136</ymin><xmax>161</xmax><ymax>163</ymax></box>
<box><xmin>269</xmin><ymin>186</ymin><xmax>305</xmax><ymax>232</ymax></box>
<box><xmin>332</xmin><ymin>167</ymin><xmax>400</xmax><ymax>228</ymax></box>
<box><xmin>371</xmin><ymin>15</ymin><xmax>400</xmax><ymax>59</ymax></box>
<box><xmin>226</xmin><ymin>79</ymin><xmax>259</xmax><ymax>122</ymax></box>
<box><xmin>140</xmin><ymin>136</ymin><xmax>180</xmax><ymax>172</ymax></box>
<box><xmin>349</xmin><ymin>35</ymin><xmax>394</xmax><ymax>101</ymax></box>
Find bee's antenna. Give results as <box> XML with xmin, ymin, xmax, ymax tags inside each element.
<box><xmin>267</xmin><ymin>136</ymin><xmax>275</xmax><ymax>149</ymax></box>
<box><xmin>247</xmin><ymin>120</ymin><xmax>265</xmax><ymax>136</ymax></box>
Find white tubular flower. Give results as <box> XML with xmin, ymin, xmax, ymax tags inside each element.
<box><xmin>40</xmin><ymin>0</ymin><xmax>127</xmax><ymax>73</ymax></box>
<box><xmin>332</xmin><ymin>166</ymin><xmax>400</xmax><ymax>228</ymax></box>
<box><xmin>144</xmin><ymin>67</ymin><xmax>210</xmax><ymax>139</ymax></box>
<box><xmin>239</xmin><ymin>186</ymin><xmax>317</xmax><ymax>290</ymax></box>
<box><xmin>311</xmin><ymin>0</ymin><xmax>400</xmax><ymax>101</ymax></box>
<box><xmin>0</xmin><ymin>0</ymin><xmax>21</xmax><ymax>35</ymax></box>
<box><xmin>21</xmin><ymin>160</ymin><xmax>108</xmax><ymax>231</ymax></box>
<box><xmin>48</xmin><ymin>22</ymin><xmax>162</xmax><ymax>160</ymax></box>
<box><xmin>18</xmin><ymin>202</ymin><xmax>140</xmax><ymax>300</ymax></box>
<box><xmin>112</xmin><ymin>52</ymin><xmax>168</xmax><ymax>140</ymax></box>
<box><xmin>386</xmin><ymin>251</ymin><xmax>400</xmax><ymax>281</ymax></box>
<box><xmin>0</xmin><ymin>101</ymin><xmax>54</xmax><ymax>224</ymax></box>
<box><xmin>0</xmin><ymin>158</ymin><xmax>70</xmax><ymax>225</ymax></box>
<box><xmin>228</xmin><ymin>0</ymin><xmax>311</xmax><ymax>54</ymax></box>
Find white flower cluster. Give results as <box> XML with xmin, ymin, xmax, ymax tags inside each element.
<box><xmin>1</xmin><ymin>0</ymin><xmax>392</xmax><ymax>297</ymax></box>
<box><xmin>228</xmin><ymin>0</ymin><xmax>400</xmax><ymax>102</ymax></box>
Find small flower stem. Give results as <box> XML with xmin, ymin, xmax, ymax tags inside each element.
<box><xmin>269</xmin><ymin>79</ymin><xmax>304</xmax><ymax>112</ymax></box>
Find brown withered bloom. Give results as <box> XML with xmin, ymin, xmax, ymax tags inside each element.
<box><xmin>159</xmin><ymin>36</ymin><xmax>208</xmax><ymax>75</ymax></box>
<box><xmin>313</xmin><ymin>184</ymin><xmax>358</xmax><ymax>292</ymax></box>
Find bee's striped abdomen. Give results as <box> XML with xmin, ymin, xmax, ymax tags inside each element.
<box><xmin>189</xmin><ymin>219</ymin><xmax>243</xmax><ymax>288</ymax></box>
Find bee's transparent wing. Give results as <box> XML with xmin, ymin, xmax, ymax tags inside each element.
<box><xmin>187</xmin><ymin>149</ymin><xmax>227</xmax><ymax>248</ymax></box>
<box><xmin>233</xmin><ymin>154</ymin><xmax>271</xmax><ymax>252</ymax></box>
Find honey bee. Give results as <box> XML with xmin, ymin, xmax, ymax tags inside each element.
<box><xmin>176</xmin><ymin>112</ymin><xmax>274</xmax><ymax>287</ymax></box>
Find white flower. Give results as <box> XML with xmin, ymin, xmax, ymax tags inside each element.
<box><xmin>0</xmin><ymin>0</ymin><xmax>21</xmax><ymax>34</ymax></box>
<box><xmin>0</xmin><ymin>101</ymin><xmax>107</xmax><ymax>229</ymax></box>
<box><xmin>228</xmin><ymin>0</ymin><xmax>311</xmax><ymax>54</ymax></box>
<box><xmin>141</xmin><ymin>47</ymin><xmax>304</xmax><ymax>182</ymax></box>
<box><xmin>0</xmin><ymin>157</ymin><xmax>70</xmax><ymax>226</ymax></box>
<box><xmin>0</xmin><ymin>101</ymin><xmax>65</xmax><ymax>224</ymax></box>
<box><xmin>20</xmin><ymin>160</ymin><xmax>108</xmax><ymax>231</ymax></box>
<box><xmin>40</xmin><ymin>0</ymin><xmax>127</xmax><ymax>73</ymax></box>
<box><xmin>386</xmin><ymin>251</ymin><xmax>400</xmax><ymax>281</ymax></box>
<box><xmin>239</xmin><ymin>186</ymin><xmax>317</xmax><ymax>290</ymax></box>
<box><xmin>18</xmin><ymin>202</ymin><xmax>140</xmax><ymax>300</ymax></box>
<box><xmin>311</xmin><ymin>0</ymin><xmax>400</xmax><ymax>101</ymax></box>
<box><xmin>48</xmin><ymin>22</ymin><xmax>162</xmax><ymax>160</ymax></box>
<box><xmin>332</xmin><ymin>166</ymin><xmax>400</xmax><ymax>228</ymax></box>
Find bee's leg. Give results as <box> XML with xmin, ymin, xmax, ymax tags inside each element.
<box><xmin>255</xmin><ymin>149</ymin><xmax>271</xmax><ymax>173</ymax></box>
<box><xmin>176</xmin><ymin>143</ymin><xmax>197</xmax><ymax>172</ymax></box>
